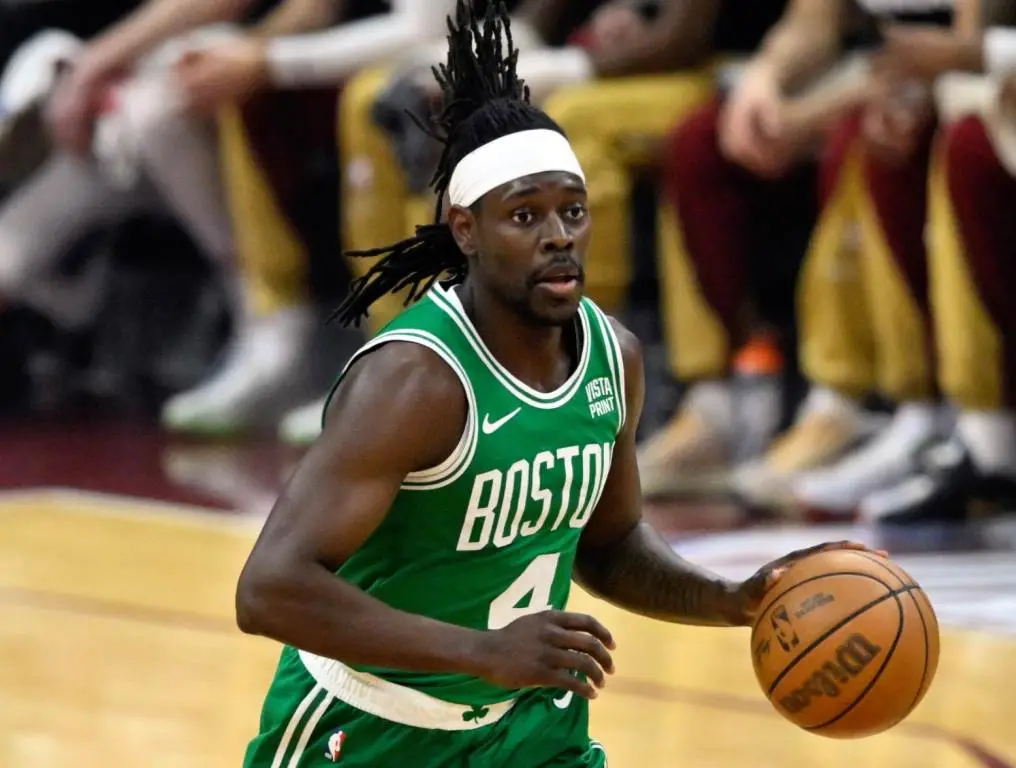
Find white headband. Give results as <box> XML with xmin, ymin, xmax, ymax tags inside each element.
<box><xmin>448</xmin><ymin>128</ymin><xmax>585</xmax><ymax>208</ymax></box>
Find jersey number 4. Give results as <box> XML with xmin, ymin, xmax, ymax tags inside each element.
<box><xmin>487</xmin><ymin>553</ymin><xmax>560</xmax><ymax>630</ymax></box>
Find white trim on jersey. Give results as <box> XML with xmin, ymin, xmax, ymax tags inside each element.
<box><xmin>331</xmin><ymin>327</ymin><xmax>481</xmax><ymax>491</ymax></box>
<box><xmin>586</xmin><ymin>303</ymin><xmax>627</xmax><ymax>437</ymax></box>
<box><xmin>428</xmin><ymin>284</ymin><xmax>592</xmax><ymax>409</ymax></box>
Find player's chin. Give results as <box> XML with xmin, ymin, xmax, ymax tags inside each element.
<box><xmin>529</xmin><ymin>284</ymin><xmax>582</xmax><ymax>325</ymax></box>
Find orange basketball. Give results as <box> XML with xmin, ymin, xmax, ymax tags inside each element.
<box><xmin>750</xmin><ymin>549</ymin><xmax>940</xmax><ymax>739</ymax></box>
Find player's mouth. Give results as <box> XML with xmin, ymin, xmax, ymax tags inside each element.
<box><xmin>533</xmin><ymin>265</ymin><xmax>583</xmax><ymax>297</ymax></box>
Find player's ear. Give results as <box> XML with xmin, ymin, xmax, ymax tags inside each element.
<box><xmin>447</xmin><ymin>205</ymin><xmax>478</xmax><ymax>257</ymax></box>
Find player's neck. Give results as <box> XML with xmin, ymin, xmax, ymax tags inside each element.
<box><xmin>457</xmin><ymin>284</ymin><xmax>574</xmax><ymax>392</ymax></box>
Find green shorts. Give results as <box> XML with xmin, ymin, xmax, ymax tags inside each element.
<box><xmin>243</xmin><ymin>648</ymin><xmax>607</xmax><ymax>767</ymax></box>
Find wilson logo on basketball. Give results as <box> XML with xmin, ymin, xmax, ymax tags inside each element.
<box><xmin>795</xmin><ymin>592</ymin><xmax>834</xmax><ymax>619</ymax></box>
<box><xmin>779</xmin><ymin>634</ymin><xmax>883</xmax><ymax>714</ymax></box>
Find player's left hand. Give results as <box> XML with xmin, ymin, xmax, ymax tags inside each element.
<box><xmin>174</xmin><ymin>37</ymin><xmax>268</xmax><ymax>116</ymax></box>
<box><xmin>729</xmin><ymin>541</ymin><xmax>888</xmax><ymax>625</ymax></box>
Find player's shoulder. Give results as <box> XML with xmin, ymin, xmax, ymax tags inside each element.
<box><xmin>319</xmin><ymin>339</ymin><xmax>467</xmax><ymax>471</ymax></box>
<box><xmin>325</xmin><ymin>340</ymin><xmax>466</xmax><ymax>425</ymax></box>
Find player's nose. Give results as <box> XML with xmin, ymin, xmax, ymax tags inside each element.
<box><xmin>538</xmin><ymin>212</ymin><xmax>573</xmax><ymax>253</ymax></box>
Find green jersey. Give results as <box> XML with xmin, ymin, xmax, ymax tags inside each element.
<box><xmin>309</xmin><ymin>283</ymin><xmax>627</xmax><ymax>707</ymax></box>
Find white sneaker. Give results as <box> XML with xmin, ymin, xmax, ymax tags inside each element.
<box><xmin>793</xmin><ymin>402</ymin><xmax>943</xmax><ymax>515</ymax></box>
<box><xmin>279</xmin><ymin>395</ymin><xmax>329</xmax><ymax>446</ymax></box>
<box><xmin>161</xmin><ymin>305</ymin><xmax>315</xmax><ymax>435</ymax></box>
<box><xmin>731</xmin><ymin>387</ymin><xmax>886</xmax><ymax>510</ymax></box>
<box><xmin>637</xmin><ymin>381</ymin><xmax>734</xmax><ymax>497</ymax></box>
<box><xmin>161</xmin><ymin>444</ymin><xmax>276</xmax><ymax>516</ymax></box>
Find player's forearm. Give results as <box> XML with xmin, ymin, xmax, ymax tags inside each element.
<box><xmin>781</xmin><ymin>53</ymin><xmax>872</xmax><ymax>136</ymax></box>
<box><xmin>265</xmin><ymin>0</ymin><xmax>453</xmax><ymax>87</ymax></box>
<box><xmin>751</xmin><ymin>1</ymin><xmax>844</xmax><ymax>92</ymax></box>
<box><xmin>236</xmin><ymin>562</ymin><xmax>486</xmax><ymax>674</ymax></box>
<box><xmin>80</xmin><ymin>0</ymin><xmax>252</xmax><ymax>78</ymax></box>
<box><xmin>407</xmin><ymin>14</ymin><xmax>545</xmax><ymax>72</ymax></box>
<box><xmin>590</xmin><ymin>1</ymin><xmax>720</xmax><ymax>77</ymax></box>
<box><xmin>575</xmin><ymin>520</ymin><xmax>748</xmax><ymax>627</ymax></box>
<box><xmin>515</xmin><ymin>48</ymin><xmax>595</xmax><ymax>101</ymax></box>
<box><xmin>589</xmin><ymin>35</ymin><xmax>710</xmax><ymax>77</ymax></box>
<box><xmin>251</xmin><ymin>0</ymin><xmax>339</xmax><ymax>39</ymax></box>
<box><xmin>265</xmin><ymin>15</ymin><xmax>411</xmax><ymax>86</ymax></box>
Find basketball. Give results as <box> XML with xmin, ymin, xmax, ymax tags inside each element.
<box><xmin>750</xmin><ymin>549</ymin><xmax>940</xmax><ymax>739</ymax></box>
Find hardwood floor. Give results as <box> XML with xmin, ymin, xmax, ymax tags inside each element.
<box><xmin>2</xmin><ymin>490</ymin><xmax>1013</xmax><ymax>767</ymax></box>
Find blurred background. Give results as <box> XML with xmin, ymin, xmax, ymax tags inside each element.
<box><xmin>2</xmin><ymin>0</ymin><xmax>1015</xmax><ymax>765</ymax></box>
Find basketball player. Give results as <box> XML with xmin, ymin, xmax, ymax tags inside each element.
<box><xmin>236</xmin><ymin>3</ymin><xmax>873</xmax><ymax>765</ymax></box>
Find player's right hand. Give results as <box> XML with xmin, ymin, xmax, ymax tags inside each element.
<box><xmin>719</xmin><ymin>64</ymin><xmax>792</xmax><ymax>178</ymax></box>
<box><xmin>45</xmin><ymin>63</ymin><xmax>109</xmax><ymax>156</ymax></box>
<box><xmin>470</xmin><ymin>611</ymin><xmax>616</xmax><ymax>700</ymax></box>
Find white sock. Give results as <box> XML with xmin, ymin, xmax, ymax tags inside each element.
<box><xmin>799</xmin><ymin>386</ymin><xmax>862</xmax><ymax>421</ymax></box>
<box><xmin>879</xmin><ymin>401</ymin><xmax>942</xmax><ymax>452</ymax></box>
<box><xmin>684</xmin><ymin>380</ymin><xmax>734</xmax><ymax>439</ymax></box>
<box><xmin>956</xmin><ymin>410</ymin><xmax>1016</xmax><ymax>477</ymax></box>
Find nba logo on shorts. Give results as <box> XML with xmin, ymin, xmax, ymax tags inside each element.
<box><xmin>325</xmin><ymin>730</ymin><xmax>346</xmax><ymax>762</ymax></box>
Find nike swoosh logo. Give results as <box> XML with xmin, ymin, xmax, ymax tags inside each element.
<box><xmin>552</xmin><ymin>691</ymin><xmax>573</xmax><ymax>710</ymax></box>
<box><xmin>482</xmin><ymin>407</ymin><xmax>521</xmax><ymax>435</ymax></box>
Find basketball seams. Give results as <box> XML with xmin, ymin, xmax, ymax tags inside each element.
<box><xmin>752</xmin><ymin>552</ymin><xmax>939</xmax><ymax>737</ymax></box>
<box><xmin>904</xmin><ymin>590</ymin><xmax>933</xmax><ymax>713</ymax></box>
<box><xmin>804</xmin><ymin>588</ymin><xmax>912</xmax><ymax>732</ymax></box>
<box><xmin>851</xmin><ymin>551</ymin><xmax>934</xmax><ymax>722</ymax></box>
<box><xmin>764</xmin><ymin>568</ymin><xmax>898</xmax><ymax>694</ymax></box>
<box><xmin>853</xmin><ymin>551</ymin><xmax>912</xmax><ymax>588</ymax></box>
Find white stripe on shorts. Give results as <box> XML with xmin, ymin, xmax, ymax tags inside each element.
<box><xmin>286</xmin><ymin>690</ymin><xmax>335</xmax><ymax>768</ymax></box>
<box><xmin>270</xmin><ymin>684</ymin><xmax>325</xmax><ymax>768</ymax></box>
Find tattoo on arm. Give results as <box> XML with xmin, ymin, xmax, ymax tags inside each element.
<box><xmin>576</xmin><ymin>521</ymin><xmax>743</xmax><ymax>627</ymax></box>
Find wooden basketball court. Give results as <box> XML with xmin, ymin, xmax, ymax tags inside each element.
<box><xmin>2</xmin><ymin>489</ymin><xmax>1014</xmax><ymax>767</ymax></box>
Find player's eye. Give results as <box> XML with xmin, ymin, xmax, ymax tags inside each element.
<box><xmin>564</xmin><ymin>203</ymin><xmax>587</xmax><ymax>221</ymax></box>
<box><xmin>511</xmin><ymin>209</ymin><xmax>535</xmax><ymax>226</ymax></box>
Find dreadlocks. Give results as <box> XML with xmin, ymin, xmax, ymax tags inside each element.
<box><xmin>331</xmin><ymin>0</ymin><xmax>566</xmax><ymax>327</ymax></box>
